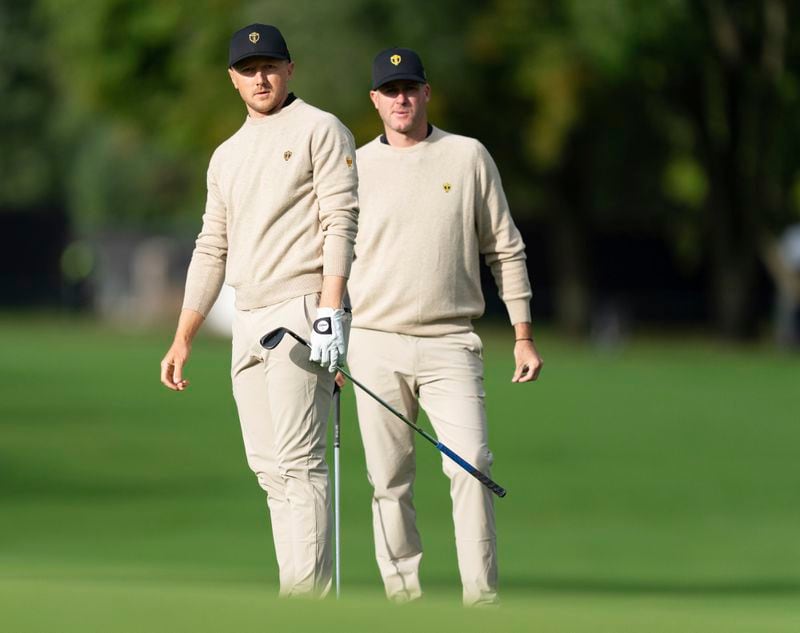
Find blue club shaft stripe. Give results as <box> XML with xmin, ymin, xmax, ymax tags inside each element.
<box><xmin>435</xmin><ymin>442</ymin><xmax>476</xmax><ymax>474</ymax></box>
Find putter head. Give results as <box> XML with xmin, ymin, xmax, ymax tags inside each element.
<box><xmin>260</xmin><ymin>326</ymin><xmax>311</xmax><ymax>350</ymax></box>
<box><xmin>260</xmin><ymin>327</ymin><xmax>288</xmax><ymax>350</ymax></box>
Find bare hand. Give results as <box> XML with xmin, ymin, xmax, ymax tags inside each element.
<box><xmin>335</xmin><ymin>371</ymin><xmax>346</xmax><ymax>388</ymax></box>
<box><xmin>512</xmin><ymin>339</ymin><xmax>543</xmax><ymax>383</ymax></box>
<box><xmin>160</xmin><ymin>339</ymin><xmax>192</xmax><ymax>391</ymax></box>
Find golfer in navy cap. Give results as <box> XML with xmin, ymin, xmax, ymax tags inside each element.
<box><xmin>346</xmin><ymin>47</ymin><xmax>543</xmax><ymax>606</ymax></box>
<box><xmin>161</xmin><ymin>24</ymin><xmax>358</xmax><ymax>598</ymax></box>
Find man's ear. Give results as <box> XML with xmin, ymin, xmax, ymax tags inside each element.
<box><xmin>369</xmin><ymin>90</ymin><xmax>379</xmax><ymax>110</ymax></box>
<box><xmin>228</xmin><ymin>67</ymin><xmax>238</xmax><ymax>89</ymax></box>
<box><xmin>286</xmin><ymin>61</ymin><xmax>295</xmax><ymax>80</ymax></box>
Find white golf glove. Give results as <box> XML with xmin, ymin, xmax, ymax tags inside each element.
<box><xmin>309</xmin><ymin>307</ymin><xmax>346</xmax><ymax>372</ymax></box>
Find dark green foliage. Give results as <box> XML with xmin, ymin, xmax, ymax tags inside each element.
<box><xmin>5</xmin><ymin>1</ymin><xmax>800</xmax><ymax>334</ymax></box>
<box><xmin>0</xmin><ymin>2</ymin><xmax>61</xmax><ymax>207</ymax></box>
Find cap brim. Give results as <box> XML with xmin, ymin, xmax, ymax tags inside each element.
<box><xmin>229</xmin><ymin>52</ymin><xmax>290</xmax><ymax>68</ymax></box>
<box><xmin>372</xmin><ymin>73</ymin><xmax>427</xmax><ymax>89</ymax></box>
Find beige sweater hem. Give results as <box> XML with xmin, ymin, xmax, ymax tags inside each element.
<box><xmin>351</xmin><ymin>318</ymin><xmax>474</xmax><ymax>337</ymax></box>
<box><xmin>233</xmin><ymin>273</ymin><xmax>322</xmax><ymax>311</ymax></box>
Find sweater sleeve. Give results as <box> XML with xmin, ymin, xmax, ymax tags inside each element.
<box><xmin>474</xmin><ymin>143</ymin><xmax>532</xmax><ymax>325</ymax></box>
<box><xmin>311</xmin><ymin>118</ymin><xmax>359</xmax><ymax>278</ymax></box>
<box><xmin>181</xmin><ymin>163</ymin><xmax>228</xmax><ymax>317</ymax></box>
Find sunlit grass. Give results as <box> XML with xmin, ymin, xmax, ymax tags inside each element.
<box><xmin>1</xmin><ymin>315</ymin><xmax>799</xmax><ymax>631</ymax></box>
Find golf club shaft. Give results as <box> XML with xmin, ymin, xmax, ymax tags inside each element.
<box><xmin>333</xmin><ymin>385</ymin><xmax>341</xmax><ymax>599</ymax></box>
<box><xmin>273</xmin><ymin>328</ymin><xmax>507</xmax><ymax>498</ymax></box>
<box><xmin>334</xmin><ymin>365</ymin><xmax>507</xmax><ymax>499</ymax></box>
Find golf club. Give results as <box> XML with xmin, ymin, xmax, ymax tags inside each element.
<box><xmin>260</xmin><ymin>327</ymin><xmax>507</xmax><ymax>498</ymax></box>
<box><xmin>332</xmin><ymin>382</ymin><xmax>341</xmax><ymax>599</ymax></box>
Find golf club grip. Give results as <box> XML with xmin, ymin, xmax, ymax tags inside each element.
<box><xmin>333</xmin><ymin>387</ymin><xmax>341</xmax><ymax>448</ymax></box>
<box><xmin>435</xmin><ymin>442</ymin><xmax>507</xmax><ymax>498</ymax></box>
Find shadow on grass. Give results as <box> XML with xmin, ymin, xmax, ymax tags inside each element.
<box><xmin>495</xmin><ymin>576</ymin><xmax>800</xmax><ymax>596</ymax></box>
<box><xmin>0</xmin><ymin>474</ymin><xmax>228</xmax><ymax>500</ymax></box>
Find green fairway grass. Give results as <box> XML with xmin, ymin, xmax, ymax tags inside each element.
<box><xmin>1</xmin><ymin>315</ymin><xmax>799</xmax><ymax>632</ymax></box>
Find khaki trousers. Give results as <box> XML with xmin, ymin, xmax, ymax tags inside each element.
<box><xmin>231</xmin><ymin>294</ymin><xmax>335</xmax><ymax>597</ymax></box>
<box><xmin>347</xmin><ymin>328</ymin><xmax>498</xmax><ymax>606</ymax></box>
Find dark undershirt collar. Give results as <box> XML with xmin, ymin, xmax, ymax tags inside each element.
<box><xmin>380</xmin><ymin>123</ymin><xmax>433</xmax><ymax>145</ymax></box>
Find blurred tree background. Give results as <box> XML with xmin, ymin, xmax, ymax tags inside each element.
<box><xmin>2</xmin><ymin>0</ymin><xmax>800</xmax><ymax>339</ymax></box>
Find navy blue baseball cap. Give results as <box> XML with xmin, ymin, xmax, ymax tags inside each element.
<box><xmin>371</xmin><ymin>47</ymin><xmax>426</xmax><ymax>89</ymax></box>
<box><xmin>229</xmin><ymin>24</ymin><xmax>290</xmax><ymax>67</ymax></box>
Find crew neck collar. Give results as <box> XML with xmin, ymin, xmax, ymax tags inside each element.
<box><xmin>377</xmin><ymin>124</ymin><xmax>439</xmax><ymax>152</ymax></box>
<box><xmin>380</xmin><ymin>122</ymin><xmax>433</xmax><ymax>146</ymax></box>
<box><xmin>245</xmin><ymin>93</ymin><xmax>299</xmax><ymax>126</ymax></box>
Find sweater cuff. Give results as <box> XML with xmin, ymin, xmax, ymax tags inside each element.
<box><xmin>182</xmin><ymin>275</ymin><xmax>224</xmax><ymax>317</ymax></box>
<box><xmin>182</xmin><ymin>262</ymin><xmax>225</xmax><ymax>317</ymax></box>
<box><xmin>505</xmin><ymin>298</ymin><xmax>532</xmax><ymax>326</ymax></box>
<box><xmin>182</xmin><ymin>292</ymin><xmax>215</xmax><ymax>318</ymax></box>
<box><xmin>322</xmin><ymin>234</ymin><xmax>354</xmax><ymax>278</ymax></box>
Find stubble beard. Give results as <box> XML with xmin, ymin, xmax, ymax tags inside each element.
<box><xmin>248</xmin><ymin>89</ymin><xmax>285</xmax><ymax>116</ymax></box>
<box><xmin>389</xmin><ymin>109</ymin><xmax>419</xmax><ymax>134</ymax></box>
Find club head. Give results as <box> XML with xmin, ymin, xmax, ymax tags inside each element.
<box><xmin>260</xmin><ymin>327</ymin><xmax>288</xmax><ymax>350</ymax></box>
<box><xmin>260</xmin><ymin>327</ymin><xmax>311</xmax><ymax>350</ymax></box>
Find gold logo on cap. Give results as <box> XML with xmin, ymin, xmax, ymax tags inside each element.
<box><xmin>249</xmin><ymin>32</ymin><xmax>260</xmax><ymax>44</ymax></box>
<box><xmin>390</xmin><ymin>54</ymin><xmax>401</xmax><ymax>66</ymax></box>
<box><xmin>443</xmin><ymin>183</ymin><xmax>452</xmax><ymax>193</ymax></box>
<box><xmin>345</xmin><ymin>156</ymin><xmax>353</xmax><ymax>168</ymax></box>
<box><xmin>283</xmin><ymin>150</ymin><xmax>292</xmax><ymax>161</ymax></box>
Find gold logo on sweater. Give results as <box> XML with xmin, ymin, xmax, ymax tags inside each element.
<box><xmin>390</xmin><ymin>54</ymin><xmax>401</xmax><ymax>66</ymax></box>
<box><xmin>345</xmin><ymin>156</ymin><xmax>353</xmax><ymax>168</ymax></box>
<box><xmin>249</xmin><ymin>32</ymin><xmax>260</xmax><ymax>44</ymax></box>
<box><xmin>443</xmin><ymin>182</ymin><xmax>452</xmax><ymax>193</ymax></box>
<box><xmin>283</xmin><ymin>150</ymin><xmax>292</xmax><ymax>161</ymax></box>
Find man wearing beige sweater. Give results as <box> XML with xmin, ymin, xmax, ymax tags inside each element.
<box><xmin>347</xmin><ymin>48</ymin><xmax>543</xmax><ymax>606</ymax></box>
<box><xmin>159</xmin><ymin>24</ymin><xmax>358</xmax><ymax>597</ymax></box>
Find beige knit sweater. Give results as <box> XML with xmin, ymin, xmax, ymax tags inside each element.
<box><xmin>182</xmin><ymin>98</ymin><xmax>359</xmax><ymax>316</ymax></box>
<box><xmin>349</xmin><ymin>126</ymin><xmax>531</xmax><ymax>336</ymax></box>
